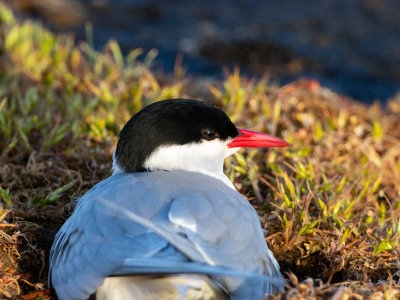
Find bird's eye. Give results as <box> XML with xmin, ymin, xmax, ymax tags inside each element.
<box><xmin>201</xmin><ymin>128</ymin><xmax>218</xmax><ymax>140</ymax></box>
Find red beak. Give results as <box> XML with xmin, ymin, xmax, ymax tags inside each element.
<box><xmin>227</xmin><ymin>128</ymin><xmax>292</xmax><ymax>148</ymax></box>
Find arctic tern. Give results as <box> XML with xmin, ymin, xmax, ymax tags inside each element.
<box><xmin>49</xmin><ymin>99</ymin><xmax>290</xmax><ymax>300</ymax></box>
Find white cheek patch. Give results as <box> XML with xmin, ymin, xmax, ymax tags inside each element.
<box><xmin>143</xmin><ymin>139</ymin><xmax>230</xmax><ymax>174</ymax></box>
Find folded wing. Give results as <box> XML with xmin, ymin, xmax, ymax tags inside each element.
<box><xmin>50</xmin><ymin>171</ymin><xmax>283</xmax><ymax>300</ymax></box>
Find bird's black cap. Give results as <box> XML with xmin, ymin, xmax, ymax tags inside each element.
<box><xmin>115</xmin><ymin>99</ymin><xmax>239</xmax><ymax>173</ymax></box>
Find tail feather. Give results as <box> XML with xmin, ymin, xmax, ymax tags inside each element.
<box><xmin>112</xmin><ymin>258</ymin><xmax>284</xmax><ymax>290</ymax></box>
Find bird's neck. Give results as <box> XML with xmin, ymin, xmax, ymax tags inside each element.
<box><xmin>113</xmin><ymin>140</ymin><xmax>239</xmax><ymax>178</ymax></box>
<box><xmin>113</xmin><ymin>140</ymin><xmax>240</xmax><ymax>191</ymax></box>
<box><xmin>143</xmin><ymin>141</ymin><xmax>227</xmax><ymax>174</ymax></box>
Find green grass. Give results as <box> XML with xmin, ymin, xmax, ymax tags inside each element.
<box><xmin>0</xmin><ymin>4</ymin><xmax>399</xmax><ymax>299</ymax></box>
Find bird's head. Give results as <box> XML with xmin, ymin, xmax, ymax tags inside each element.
<box><xmin>113</xmin><ymin>99</ymin><xmax>290</xmax><ymax>174</ymax></box>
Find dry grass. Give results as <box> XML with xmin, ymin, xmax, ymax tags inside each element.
<box><xmin>0</xmin><ymin>4</ymin><xmax>399</xmax><ymax>299</ymax></box>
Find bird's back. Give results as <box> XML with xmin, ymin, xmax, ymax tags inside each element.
<box><xmin>50</xmin><ymin>170</ymin><xmax>283</xmax><ymax>300</ymax></box>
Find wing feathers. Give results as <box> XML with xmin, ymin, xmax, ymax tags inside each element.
<box><xmin>50</xmin><ymin>171</ymin><xmax>284</xmax><ymax>300</ymax></box>
<box><xmin>95</xmin><ymin>196</ymin><xmax>211</xmax><ymax>265</ymax></box>
<box><xmin>113</xmin><ymin>258</ymin><xmax>284</xmax><ymax>288</ymax></box>
<box><xmin>95</xmin><ymin>197</ymin><xmax>284</xmax><ymax>291</ymax></box>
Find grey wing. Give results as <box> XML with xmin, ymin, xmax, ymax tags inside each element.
<box><xmin>49</xmin><ymin>174</ymin><xmax>187</xmax><ymax>300</ymax></box>
<box><xmin>50</xmin><ymin>171</ymin><xmax>283</xmax><ymax>300</ymax></box>
<box><xmin>167</xmin><ymin>185</ymin><xmax>283</xmax><ymax>298</ymax></box>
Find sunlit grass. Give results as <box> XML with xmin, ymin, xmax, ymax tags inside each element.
<box><xmin>0</xmin><ymin>3</ymin><xmax>399</xmax><ymax>299</ymax></box>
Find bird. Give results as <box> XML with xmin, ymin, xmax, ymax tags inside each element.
<box><xmin>49</xmin><ymin>98</ymin><xmax>291</xmax><ymax>300</ymax></box>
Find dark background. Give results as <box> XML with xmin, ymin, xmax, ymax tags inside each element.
<box><xmin>11</xmin><ymin>0</ymin><xmax>400</xmax><ymax>103</ymax></box>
